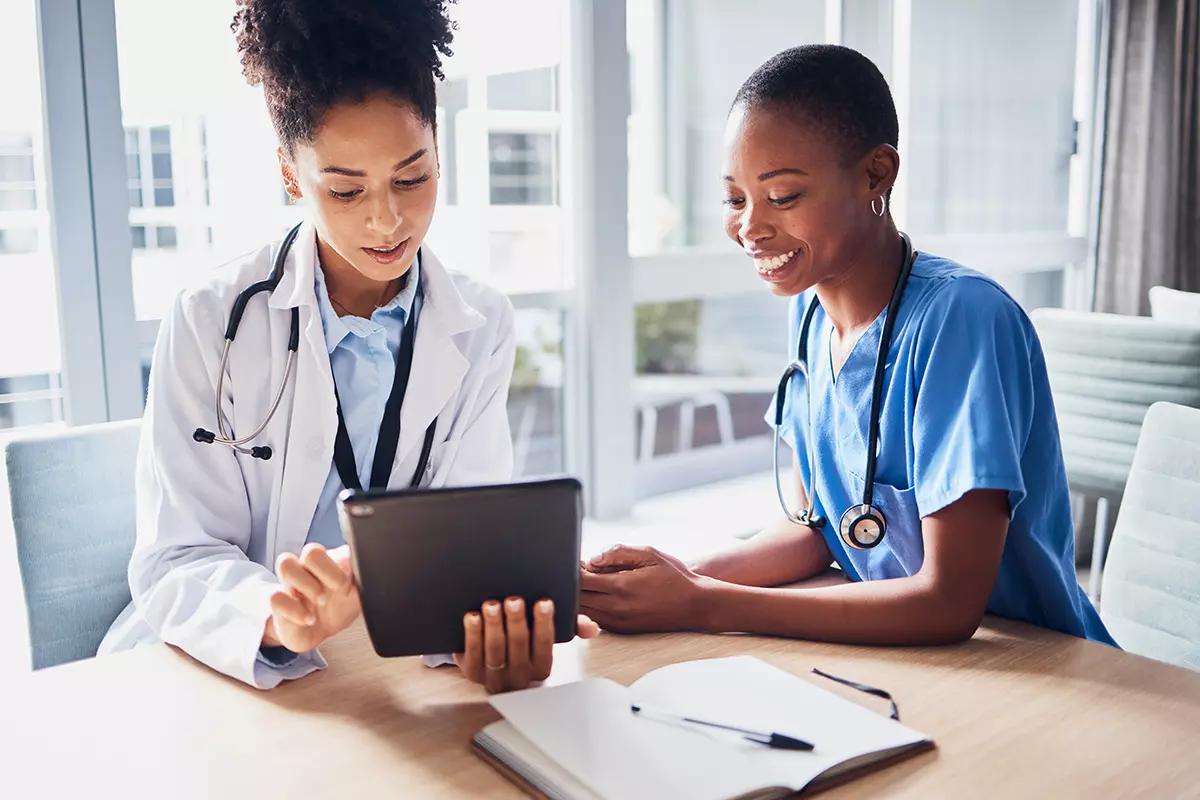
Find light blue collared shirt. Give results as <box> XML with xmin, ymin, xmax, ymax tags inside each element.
<box><xmin>307</xmin><ymin>257</ymin><xmax>420</xmax><ymax>547</ymax></box>
<box><xmin>257</xmin><ymin>257</ymin><xmax>419</xmax><ymax>671</ymax></box>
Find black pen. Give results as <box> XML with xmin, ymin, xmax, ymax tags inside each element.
<box><xmin>631</xmin><ymin>704</ymin><xmax>815</xmax><ymax>751</ymax></box>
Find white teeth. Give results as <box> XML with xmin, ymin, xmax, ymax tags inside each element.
<box><xmin>753</xmin><ymin>249</ymin><xmax>798</xmax><ymax>274</ymax></box>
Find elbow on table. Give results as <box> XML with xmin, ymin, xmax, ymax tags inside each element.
<box><xmin>922</xmin><ymin>605</ymin><xmax>986</xmax><ymax>646</ymax></box>
<box><xmin>931</xmin><ymin>618</ymin><xmax>982</xmax><ymax>645</ymax></box>
<box><xmin>906</xmin><ymin>571</ymin><xmax>990</xmax><ymax>646</ymax></box>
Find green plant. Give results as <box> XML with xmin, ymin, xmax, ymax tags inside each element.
<box><xmin>511</xmin><ymin>342</ymin><xmax>541</xmax><ymax>391</ymax></box>
<box><xmin>636</xmin><ymin>300</ymin><xmax>701</xmax><ymax>374</ymax></box>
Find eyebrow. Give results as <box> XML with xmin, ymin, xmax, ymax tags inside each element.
<box><xmin>723</xmin><ymin>167</ymin><xmax>810</xmax><ymax>182</ymax></box>
<box><xmin>320</xmin><ymin>148</ymin><xmax>428</xmax><ymax>177</ymax></box>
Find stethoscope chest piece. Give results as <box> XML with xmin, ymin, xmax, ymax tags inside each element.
<box><xmin>840</xmin><ymin>504</ymin><xmax>886</xmax><ymax>549</ymax></box>
<box><xmin>772</xmin><ymin>232</ymin><xmax>916</xmax><ymax>552</ymax></box>
<box><xmin>193</xmin><ymin>221</ymin><xmax>437</xmax><ymax>489</ymax></box>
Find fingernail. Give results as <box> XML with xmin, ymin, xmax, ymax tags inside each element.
<box><xmin>486</xmin><ymin>603</ymin><xmax>500</xmax><ymax>617</ymax></box>
<box><xmin>537</xmin><ymin>600</ymin><xmax>553</xmax><ymax>614</ymax></box>
<box><xmin>466</xmin><ymin>613</ymin><xmax>479</xmax><ymax>627</ymax></box>
<box><xmin>507</xmin><ymin>598</ymin><xmax>522</xmax><ymax>613</ymax></box>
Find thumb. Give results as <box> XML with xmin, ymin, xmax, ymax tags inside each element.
<box><xmin>577</xmin><ymin>614</ymin><xmax>601</xmax><ymax>639</ymax></box>
<box><xmin>588</xmin><ymin>544</ymin><xmax>657</xmax><ymax>571</ymax></box>
<box><xmin>328</xmin><ymin>545</ymin><xmax>355</xmax><ymax>576</ymax></box>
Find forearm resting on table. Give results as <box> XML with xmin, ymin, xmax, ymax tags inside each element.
<box><xmin>690</xmin><ymin>517</ymin><xmax>833</xmax><ymax>587</ymax></box>
<box><xmin>697</xmin><ymin>572</ymin><xmax>985</xmax><ymax>646</ymax></box>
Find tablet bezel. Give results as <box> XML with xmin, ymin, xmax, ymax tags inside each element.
<box><xmin>338</xmin><ymin>477</ymin><xmax>583</xmax><ymax>658</ymax></box>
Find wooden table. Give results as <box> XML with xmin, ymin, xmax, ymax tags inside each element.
<box><xmin>5</xmin><ymin>614</ymin><xmax>1200</xmax><ymax>799</ymax></box>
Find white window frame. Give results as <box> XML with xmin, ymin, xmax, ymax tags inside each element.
<box><xmin>623</xmin><ymin>0</ymin><xmax>1107</xmax><ymax>505</ymax></box>
<box><xmin>32</xmin><ymin>0</ymin><xmax>622</xmax><ymax>509</ymax></box>
<box><xmin>29</xmin><ymin>0</ymin><xmax>1107</xmax><ymax>522</ymax></box>
<box><xmin>36</xmin><ymin>0</ymin><xmax>141</xmax><ymax>426</ymax></box>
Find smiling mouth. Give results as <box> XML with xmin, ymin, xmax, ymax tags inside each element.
<box><xmin>753</xmin><ymin>249</ymin><xmax>799</xmax><ymax>278</ymax></box>
<box><xmin>368</xmin><ymin>242</ymin><xmax>403</xmax><ymax>254</ymax></box>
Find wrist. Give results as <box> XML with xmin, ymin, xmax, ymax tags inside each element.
<box><xmin>262</xmin><ymin>616</ymin><xmax>283</xmax><ymax>648</ymax></box>
<box><xmin>690</xmin><ymin>575</ymin><xmax>728</xmax><ymax>632</ymax></box>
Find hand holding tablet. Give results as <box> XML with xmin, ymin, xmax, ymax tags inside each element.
<box><xmin>338</xmin><ymin>477</ymin><xmax>592</xmax><ymax>691</ymax></box>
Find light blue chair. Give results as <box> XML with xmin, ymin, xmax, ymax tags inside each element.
<box><xmin>1031</xmin><ymin>309</ymin><xmax>1200</xmax><ymax>602</ymax></box>
<box><xmin>1100</xmin><ymin>402</ymin><xmax>1200</xmax><ymax>671</ymax></box>
<box><xmin>3</xmin><ymin>419</ymin><xmax>140</xmax><ymax>669</ymax></box>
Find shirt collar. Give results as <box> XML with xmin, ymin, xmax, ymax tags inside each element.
<box><xmin>313</xmin><ymin>252</ymin><xmax>421</xmax><ymax>355</ymax></box>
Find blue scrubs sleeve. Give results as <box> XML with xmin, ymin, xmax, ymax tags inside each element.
<box><xmin>910</xmin><ymin>278</ymin><xmax>1032</xmax><ymax>518</ymax></box>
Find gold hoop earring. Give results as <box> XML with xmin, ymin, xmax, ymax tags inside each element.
<box><xmin>870</xmin><ymin>195</ymin><xmax>887</xmax><ymax>218</ymax></box>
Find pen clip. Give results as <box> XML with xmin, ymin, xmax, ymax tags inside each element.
<box><xmin>744</xmin><ymin>733</ymin><xmax>815</xmax><ymax>752</ymax></box>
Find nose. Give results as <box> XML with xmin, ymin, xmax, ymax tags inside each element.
<box><xmin>736</xmin><ymin>201</ymin><xmax>774</xmax><ymax>248</ymax></box>
<box><xmin>367</xmin><ymin>189</ymin><xmax>403</xmax><ymax>236</ymax></box>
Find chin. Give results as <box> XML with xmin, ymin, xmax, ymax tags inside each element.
<box><xmin>760</xmin><ymin>269</ymin><xmax>813</xmax><ymax>298</ymax></box>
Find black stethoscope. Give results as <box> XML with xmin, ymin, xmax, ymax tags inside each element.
<box><xmin>772</xmin><ymin>232</ymin><xmax>915</xmax><ymax>550</ymax></box>
<box><xmin>193</xmin><ymin>222</ymin><xmax>437</xmax><ymax>491</ymax></box>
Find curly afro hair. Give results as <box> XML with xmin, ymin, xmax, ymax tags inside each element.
<box><xmin>733</xmin><ymin>45</ymin><xmax>898</xmax><ymax>168</ymax></box>
<box><xmin>233</xmin><ymin>0</ymin><xmax>456</xmax><ymax>154</ymax></box>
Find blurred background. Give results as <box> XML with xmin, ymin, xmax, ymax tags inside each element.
<box><xmin>0</xmin><ymin>0</ymin><xmax>1112</xmax><ymax>517</ymax></box>
<box><xmin>5</xmin><ymin>0</ymin><xmax>1200</xmax><ymax>682</ymax></box>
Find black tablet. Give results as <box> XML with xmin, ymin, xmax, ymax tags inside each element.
<box><xmin>337</xmin><ymin>477</ymin><xmax>583</xmax><ymax>658</ymax></box>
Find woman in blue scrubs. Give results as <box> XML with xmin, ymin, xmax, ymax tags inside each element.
<box><xmin>580</xmin><ymin>45</ymin><xmax>1116</xmax><ymax>647</ymax></box>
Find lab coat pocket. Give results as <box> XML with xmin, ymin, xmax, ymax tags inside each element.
<box><xmin>845</xmin><ymin>471</ymin><xmax>925</xmax><ymax>580</ymax></box>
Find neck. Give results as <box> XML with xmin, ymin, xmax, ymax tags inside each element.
<box><xmin>316</xmin><ymin>236</ymin><xmax>402</xmax><ymax>318</ymax></box>
<box><xmin>813</xmin><ymin>222</ymin><xmax>903</xmax><ymax>338</ymax></box>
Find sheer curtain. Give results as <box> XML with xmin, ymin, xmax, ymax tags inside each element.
<box><xmin>1094</xmin><ymin>0</ymin><xmax>1200</xmax><ymax>316</ymax></box>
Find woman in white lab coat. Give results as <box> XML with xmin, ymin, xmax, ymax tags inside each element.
<box><xmin>101</xmin><ymin>0</ymin><xmax>596</xmax><ymax>691</ymax></box>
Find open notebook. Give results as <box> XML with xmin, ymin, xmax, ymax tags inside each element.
<box><xmin>473</xmin><ymin>656</ymin><xmax>933</xmax><ymax>800</ymax></box>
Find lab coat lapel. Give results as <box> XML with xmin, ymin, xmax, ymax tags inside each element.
<box><xmin>390</xmin><ymin>248</ymin><xmax>484</xmax><ymax>482</ymax></box>
<box><xmin>269</xmin><ymin>223</ymin><xmax>337</xmax><ymax>559</ymax></box>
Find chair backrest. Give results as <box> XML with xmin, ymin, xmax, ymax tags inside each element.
<box><xmin>1101</xmin><ymin>402</ymin><xmax>1200</xmax><ymax>671</ymax></box>
<box><xmin>3</xmin><ymin>419</ymin><xmax>141</xmax><ymax>669</ymax></box>
<box><xmin>1030</xmin><ymin>309</ymin><xmax>1200</xmax><ymax>497</ymax></box>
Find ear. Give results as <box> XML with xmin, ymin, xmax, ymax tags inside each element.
<box><xmin>277</xmin><ymin>147</ymin><xmax>301</xmax><ymax>200</ymax></box>
<box><xmin>863</xmin><ymin>143</ymin><xmax>900</xmax><ymax>199</ymax></box>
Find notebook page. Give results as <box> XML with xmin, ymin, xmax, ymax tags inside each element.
<box><xmin>489</xmin><ymin>678</ymin><xmax>792</xmax><ymax>800</ymax></box>
<box><xmin>630</xmin><ymin>656</ymin><xmax>930</xmax><ymax>789</ymax></box>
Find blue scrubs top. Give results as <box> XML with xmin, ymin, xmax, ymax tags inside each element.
<box><xmin>770</xmin><ymin>251</ymin><xmax>1117</xmax><ymax>646</ymax></box>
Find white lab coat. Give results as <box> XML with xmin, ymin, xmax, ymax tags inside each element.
<box><xmin>99</xmin><ymin>222</ymin><xmax>516</xmax><ymax>688</ymax></box>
